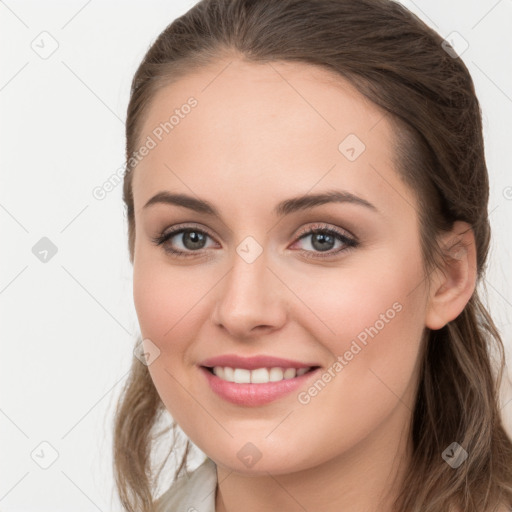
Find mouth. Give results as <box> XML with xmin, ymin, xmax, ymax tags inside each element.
<box><xmin>198</xmin><ymin>355</ymin><xmax>322</xmax><ymax>406</ymax></box>
<box><xmin>201</xmin><ymin>365</ymin><xmax>320</xmax><ymax>384</ymax></box>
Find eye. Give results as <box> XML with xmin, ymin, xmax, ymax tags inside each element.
<box><xmin>290</xmin><ymin>223</ymin><xmax>358</xmax><ymax>259</ymax></box>
<box><xmin>151</xmin><ymin>222</ymin><xmax>359</xmax><ymax>259</ymax></box>
<box><xmin>151</xmin><ymin>224</ymin><xmax>218</xmax><ymax>258</ymax></box>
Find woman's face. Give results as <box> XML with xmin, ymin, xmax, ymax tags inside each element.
<box><xmin>131</xmin><ymin>58</ymin><xmax>432</xmax><ymax>474</ymax></box>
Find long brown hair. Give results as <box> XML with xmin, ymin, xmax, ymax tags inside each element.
<box><xmin>112</xmin><ymin>1</ymin><xmax>512</xmax><ymax>510</ymax></box>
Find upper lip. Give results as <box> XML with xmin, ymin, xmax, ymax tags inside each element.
<box><xmin>199</xmin><ymin>354</ymin><xmax>320</xmax><ymax>370</ymax></box>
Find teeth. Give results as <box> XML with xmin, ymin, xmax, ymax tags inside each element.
<box><xmin>269</xmin><ymin>367</ymin><xmax>284</xmax><ymax>381</ymax></box>
<box><xmin>283</xmin><ymin>368</ymin><xmax>296</xmax><ymax>379</ymax></box>
<box><xmin>251</xmin><ymin>368</ymin><xmax>269</xmax><ymax>383</ymax></box>
<box><xmin>233</xmin><ymin>368</ymin><xmax>251</xmax><ymax>384</ymax></box>
<box><xmin>212</xmin><ymin>366</ymin><xmax>311</xmax><ymax>383</ymax></box>
<box><xmin>223</xmin><ymin>366</ymin><xmax>234</xmax><ymax>382</ymax></box>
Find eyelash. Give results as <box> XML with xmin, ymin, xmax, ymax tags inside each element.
<box><xmin>151</xmin><ymin>222</ymin><xmax>359</xmax><ymax>260</ymax></box>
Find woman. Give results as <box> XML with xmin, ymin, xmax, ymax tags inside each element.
<box><xmin>112</xmin><ymin>0</ymin><xmax>512</xmax><ymax>510</ymax></box>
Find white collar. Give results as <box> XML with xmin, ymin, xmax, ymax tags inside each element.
<box><xmin>155</xmin><ymin>456</ymin><xmax>217</xmax><ymax>512</ymax></box>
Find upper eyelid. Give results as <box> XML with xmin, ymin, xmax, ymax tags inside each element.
<box><xmin>161</xmin><ymin>222</ymin><xmax>217</xmax><ymax>240</ymax></box>
<box><xmin>159</xmin><ymin>221</ymin><xmax>352</xmax><ymax>237</ymax></box>
<box><xmin>295</xmin><ymin>223</ymin><xmax>356</xmax><ymax>241</ymax></box>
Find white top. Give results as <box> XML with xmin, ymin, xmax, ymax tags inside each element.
<box><xmin>154</xmin><ymin>457</ymin><xmax>217</xmax><ymax>512</ymax></box>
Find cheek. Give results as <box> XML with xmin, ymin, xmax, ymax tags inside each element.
<box><xmin>294</xmin><ymin>247</ymin><xmax>427</xmax><ymax>405</ymax></box>
<box><xmin>132</xmin><ymin>257</ymin><xmax>208</xmax><ymax>422</ymax></box>
<box><xmin>280</xmin><ymin>262</ymin><xmax>426</xmax><ymax>464</ymax></box>
<box><xmin>133</xmin><ymin>261</ymin><xmax>170</xmax><ymax>340</ymax></box>
<box><xmin>293</xmin><ymin>246</ymin><xmax>425</xmax><ymax>348</ymax></box>
<box><xmin>132</xmin><ymin>251</ymin><xmax>215</xmax><ymax>356</ymax></box>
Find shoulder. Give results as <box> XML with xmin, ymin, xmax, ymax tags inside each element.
<box><xmin>154</xmin><ymin>457</ymin><xmax>217</xmax><ymax>512</ymax></box>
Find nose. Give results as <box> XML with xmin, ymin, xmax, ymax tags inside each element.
<box><xmin>210</xmin><ymin>248</ymin><xmax>288</xmax><ymax>339</ymax></box>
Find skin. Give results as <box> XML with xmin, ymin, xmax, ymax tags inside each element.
<box><xmin>131</xmin><ymin>57</ymin><xmax>476</xmax><ymax>512</ymax></box>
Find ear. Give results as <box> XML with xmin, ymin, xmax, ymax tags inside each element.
<box><xmin>425</xmin><ymin>220</ymin><xmax>477</xmax><ymax>330</ymax></box>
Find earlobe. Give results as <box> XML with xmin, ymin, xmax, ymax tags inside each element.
<box><xmin>425</xmin><ymin>221</ymin><xmax>477</xmax><ymax>330</ymax></box>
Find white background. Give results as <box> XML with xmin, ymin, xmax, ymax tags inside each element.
<box><xmin>1</xmin><ymin>1</ymin><xmax>511</xmax><ymax>510</ymax></box>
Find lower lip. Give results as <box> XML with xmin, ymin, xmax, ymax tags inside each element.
<box><xmin>199</xmin><ymin>366</ymin><xmax>321</xmax><ymax>406</ymax></box>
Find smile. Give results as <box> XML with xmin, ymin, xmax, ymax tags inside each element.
<box><xmin>209</xmin><ymin>366</ymin><xmax>312</xmax><ymax>383</ymax></box>
<box><xmin>199</xmin><ymin>364</ymin><xmax>321</xmax><ymax>406</ymax></box>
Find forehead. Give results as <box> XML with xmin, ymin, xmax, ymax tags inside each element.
<box><xmin>132</xmin><ymin>58</ymin><xmax>416</xmax><ymax>220</ymax></box>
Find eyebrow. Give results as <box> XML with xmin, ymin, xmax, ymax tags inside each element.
<box><xmin>143</xmin><ymin>189</ymin><xmax>378</xmax><ymax>216</ymax></box>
